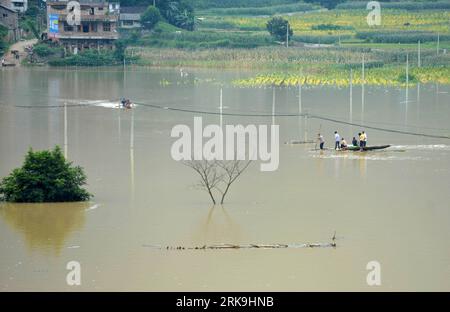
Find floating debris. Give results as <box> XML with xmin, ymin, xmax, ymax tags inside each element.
<box><xmin>143</xmin><ymin>242</ymin><xmax>336</xmax><ymax>250</ymax></box>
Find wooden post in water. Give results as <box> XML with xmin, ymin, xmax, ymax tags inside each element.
<box><xmin>361</xmin><ymin>54</ymin><xmax>365</xmax><ymax>123</ymax></box>
<box><xmin>272</xmin><ymin>86</ymin><xmax>276</xmax><ymax>125</ymax></box>
<box><xmin>64</xmin><ymin>102</ymin><xmax>68</xmax><ymax>158</ymax></box>
<box><xmin>298</xmin><ymin>80</ymin><xmax>302</xmax><ymax>115</ymax></box>
<box><xmin>304</xmin><ymin>115</ymin><xmax>308</xmax><ymax>142</ymax></box>
<box><xmin>349</xmin><ymin>68</ymin><xmax>353</xmax><ymax>123</ymax></box>
<box><xmin>130</xmin><ymin>108</ymin><xmax>135</xmax><ymax>200</ymax></box>
<box><xmin>405</xmin><ymin>54</ymin><xmax>409</xmax><ymax>126</ymax></box>
<box><xmin>406</xmin><ymin>53</ymin><xmax>409</xmax><ymax>86</ymax></box>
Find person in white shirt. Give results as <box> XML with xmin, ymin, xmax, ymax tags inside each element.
<box><xmin>334</xmin><ymin>131</ymin><xmax>341</xmax><ymax>150</ymax></box>
<box><xmin>318</xmin><ymin>133</ymin><xmax>325</xmax><ymax>150</ymax></box>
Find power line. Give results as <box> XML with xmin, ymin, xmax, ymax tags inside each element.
<box><xmin>14</xmin><ymin>100</ymin><xmax>450</xmax><ymax>140</ymax></box>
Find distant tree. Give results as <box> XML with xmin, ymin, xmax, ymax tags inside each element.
<box><xmin>266</xmin><ymin>17</ymin><xmax>293</xmax><ymax>42</ymax></box>
<box><xmin>121</xmin><ymin>1</ymin><xmax>195</xmax><ymax>30</ymax></box>
<box><xmin>0</xmin><ymin>146</ymin><xmax>91</xmax><ymax>203</ymax></box>
<box><xmin>141</xmin><ymin>5</ymin><xmax>162</xmax><ymax>30</ymax></box>
<box><xmin>150</xmin><ymin>0</ymin><xmax>195</xmax><ymax>30</ymax></box>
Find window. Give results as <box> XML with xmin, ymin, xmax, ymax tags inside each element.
<box><xmin>89</xmin><ymin>7</ymin><xmax>94</xmax><ymax>15</ymax></box>
<box><xmin>92</xmin><ymin>23</ymin><xmax>98</xmax><ymax>32</ymax></box>
<box><xmin>2</xmin><ymin>13</ymin><xmax>7</xmax><ymax>17</ymax></box>
<box><xmin>13</xmin><ymin>2</ymin><xmax>24</xmax><ymax>7</ymax></box>
<box><xmin>123</xmin><ymin>20</ymin><xmax>133</xmax><ymax>26</ymax></box>
<box><xmin>98</xmin><ymin>7</ymin><xmax>103</xmax><ymax>11</ymax></box>
<box><xmin>82</xmin><ymin>23</ymin><xmax>89</xmax><ymax>33</ymax></box>
<box><xmin>103</xmin><ymin>22</ymin><xmax>110</xmax><ymax>32</ymax></box>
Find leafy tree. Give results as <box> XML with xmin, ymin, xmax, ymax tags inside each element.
<box><xmin>0</xmin><ymin>25</ymin><xmax>8</xmax><ymax>57</ymax></box>
<box><xmin>121</xmin><ymin>0</ymin><xmax>195</xmax><ymax>30</ymax></box>
<box><xmin>0</xmin><ymin>146</ymin><xmax>91</xmax><ymax>202</ymax></box>
<box><xmin>266</xmin><ymin>17</ymin><xmax>293</xmax><ymax>42</ymax></box>
<box><xmin>160</xmin><ymin>0</ymin><xmax>195</xmax><ymax>31</ymax></box>
<box><xmin>141</xmin><ymin>5</ymin><xmax>162</xmax><ymax>30</ymax></box>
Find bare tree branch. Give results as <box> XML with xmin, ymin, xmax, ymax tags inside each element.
<box><xmin>183</xmin><ymin>159</ymin><xmax>252</xmax><ymax>205</ymax></box>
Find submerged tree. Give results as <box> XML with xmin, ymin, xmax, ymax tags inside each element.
<box><xmin>0</xmin><ymin>146</ymin><xmax>91</xmax><ymax>203</ymax></box>
<box><xmin>184</xmin><ymin>159</ymin><xmax>251</xmax><ymax>205</ymax></box>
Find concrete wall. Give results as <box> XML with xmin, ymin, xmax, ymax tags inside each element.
<box><xmin>0</xmin><ymin>4</ymin><xmax>19</xmax><ymax>41</ymax></box>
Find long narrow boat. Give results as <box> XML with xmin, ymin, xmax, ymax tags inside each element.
<box><xmin>343</xmin><ymin>145</ymin><xmax>391</xmax><ymax>151</ymax></box>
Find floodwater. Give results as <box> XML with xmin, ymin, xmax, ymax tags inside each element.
<box><xmin>0</xmin><ymin>67</ymin><xmax>449</xmax><ymax>291</ymax></box>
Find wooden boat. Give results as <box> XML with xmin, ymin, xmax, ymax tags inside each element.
<box><xmin>342</xmin><ymin>145</ymin><xmax>391</xmax><ymax>151</ymax></box>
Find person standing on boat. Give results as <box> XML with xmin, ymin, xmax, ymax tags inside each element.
<box><xmin>362</xmin><ymin>131</ymin><xmax>367</xmax><ymax>147</ymax></box>
<box><xmin>334</xmin><ymin>131</ymin><xmax>341</xmax><ymax>150</ymax></box>
<box><xmin>318</xmin><ymin>133</ymin><xmax>325</xmax><ymax>150</ymax></box>
<box><xmin>359</xmin><ymin>132</ymin><xmax>365</xmax><ymax>150</ymax></box>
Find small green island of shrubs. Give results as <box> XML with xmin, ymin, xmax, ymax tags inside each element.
<box><xmin>0</xmin><ymin>146</ymin><xmax>91</xmax><ymax>203</ymax></box>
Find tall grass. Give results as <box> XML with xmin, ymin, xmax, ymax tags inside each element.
<box><xmin>139</xmin><ymin>31</ymin><xmax>274</xmax><ymax>49</ymax></box>
<box><xmin>194</xmin><ymin>0</ymin><xmax>298</xmax><ymax>9</ymax></box>
<box><xmin>199</xmin><ymin>3</ymin><xmax>319</xmax><ymax>16</ymax></box>
<box><xmin>357</xmin><ymin>31</ymin><xmax>450</xmax><ymax>44</ymax></box>
<box><xmin>336</xmin><ymin>1</ymin><xmax>450</xmax><ymax>10</ymax></box>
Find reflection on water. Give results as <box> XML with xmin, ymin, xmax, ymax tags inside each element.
<box><xmin>0</xmin><ymin>202</ymin><xmax>87</xmax><ymax>256</ymax></box>
<box><xmin>192</xmin><ymin>206</ymin><xmax>244</xmax><ymax>245</ymax></box>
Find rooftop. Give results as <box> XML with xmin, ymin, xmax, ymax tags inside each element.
<box><xmin>120</xmin><ymin>6</ymin><xmax>146</xmax><ymax>14</ymax></box>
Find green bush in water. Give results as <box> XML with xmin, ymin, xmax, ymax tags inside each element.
<box><xmin>398</xmin><ymin>72</ymin><xmax>418</xmax><ymax>84</ymax></box>
<box><xmin>0</xmin><ymin>146</ymin><xmax>91</xmax><ymax>202</ymax></box>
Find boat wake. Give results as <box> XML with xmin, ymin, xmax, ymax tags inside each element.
<box><xmin>389</xmin><ymin>145</ymin><xmax>450</xmax><ymax>151</ymax></box>
<box><xmin>311</xmin><ymin>153</ymin><xmax>428</xmax><ymax>161</ymax></box>
<box><xmin>59</xmin><ymin>99</ymin><xmax>136</xmax><ymax>109</ymax></box>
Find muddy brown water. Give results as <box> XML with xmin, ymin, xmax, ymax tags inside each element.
<box><xmin>0</xmin><ymin>67</ymin><xmax>449</xmax><ymax>291</ymax></box>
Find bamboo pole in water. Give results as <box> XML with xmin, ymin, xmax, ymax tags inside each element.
<box><xmin>64</xmin><ymin>102</ymin><xmax>68</xmax><ymax>158</ymax></box>
<box><xmin>272</xmin><ymin>86</ymin><xmax>275</xmax><ymax>125</ymax></box>
<box><xmin>130</xmin><ymin>108</ymin><xmax>135</xmax><ymax>201</ymax></box>
<box><xmin>405</xmin><ymin>54</ymin><xmax>409</xmax><ymax>126</ymax></box>
<box><xmin>361</xmin><ymin>55</ymin><xmax>365</xmax><ymax>122</ymax></box>
<box><xmin>349</xmin><ymin>68</ymin><xmax>353</xmax><ymax>123</ymax></box>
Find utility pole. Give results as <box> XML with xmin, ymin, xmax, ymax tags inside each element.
<box><xmin>286</xmin><ymin>23</ymin><xmax>289</xmax><ymax>48</ymax></box>
<box><xmin>219</xmin><ymin>87</ymin><xmax>223</xmax><ymax>129</ymax></box>
<box><xmin>64</xmin><ymin>102</ymin><xmax>68</xmax><ymax>158</ymax></box>
<box><xmin>437</xmin><ymin>33</ymin><xmax>440</xmax><ymax>55</ymax></box>
<box><xmin>406</xmin><ymin>53</ymin><xmax>409</xmax><ymax>86</ymax></box>
<box><xmin>418</xmin><ymin>40</ymin><xmax>421</xmax><ymax>67</ymax></box>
